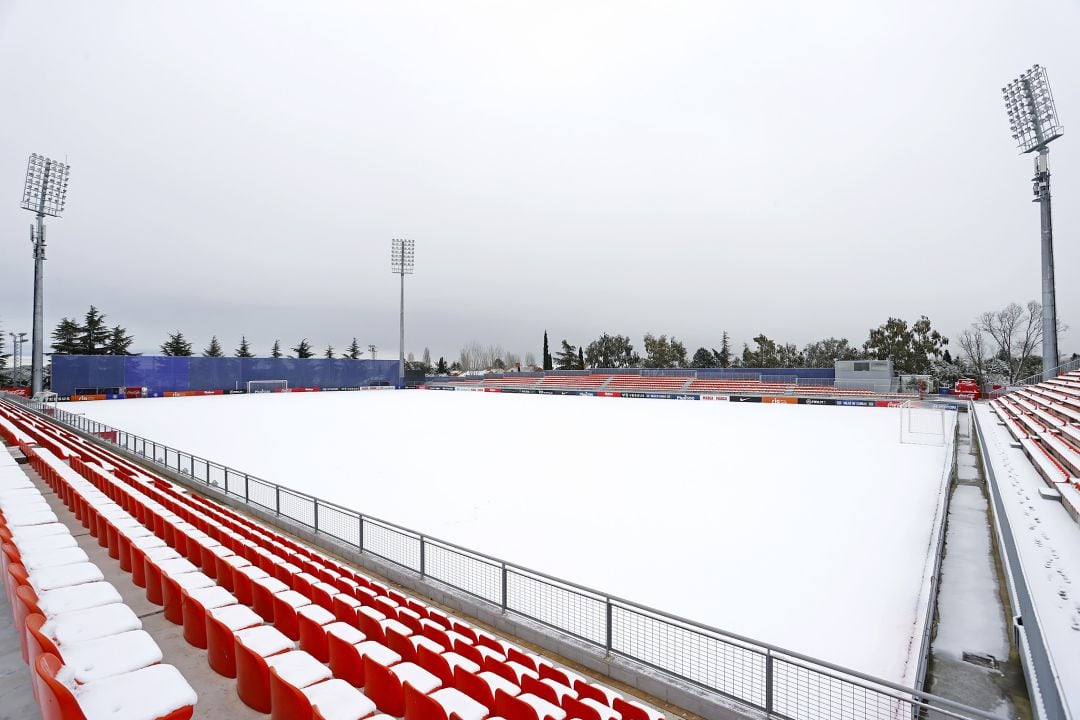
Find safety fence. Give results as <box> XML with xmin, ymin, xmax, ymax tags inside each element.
<box><xmin>1016</xmin><ymin>355</ymin><xmax>1080</xmax><ymax>386</ymax></box>
<box><xmin>1</xmin><ymin>391</ymin><xmax>994</xmax><ymax>720</ymax></box>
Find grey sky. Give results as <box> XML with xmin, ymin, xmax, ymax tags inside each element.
<box><xmin>1</xmin><ymin>1</ymin><xmax>1077</xmax><ymax>363</ymax></box>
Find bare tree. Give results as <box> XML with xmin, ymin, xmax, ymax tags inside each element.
<box><xmin>958</xmin><ymin>327</ymin><xmax>988</xmax><ymax>382</ymax></box>
<box><xmin>978</xmin><ymin>301</ymin><xmax>1053</xmax><ymax>383</ymax></box>
<box><xmin>524</xmin><ymin>351</ymin><xmax>537</xmax><ymax>369</ymax></box>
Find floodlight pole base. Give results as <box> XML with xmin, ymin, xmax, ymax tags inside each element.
<box><xmin>1033</xmin><ymin>148</ymin><xmax>1059</xmax><ymax>378</ymax></box>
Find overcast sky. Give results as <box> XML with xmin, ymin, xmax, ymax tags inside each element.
<box><xmin>1</xmin><ymin>1</ymin><xmax>1078</xmax><ymax>363</ymax></box>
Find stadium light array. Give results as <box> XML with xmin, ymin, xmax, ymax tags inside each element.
<box><xmin>19</xmin><ymin>153</ymin><xmax>71</xmax><ymax>397</ymax></box>
<box><xmin>391</xmin><ymin>239</ymin><xmax>416</xmax><ymax>386</ymax></box>
<box><xmin>1002</xmin><ymin>65</ymin><xmax>1064</xmax><ymax>378</ymax></box>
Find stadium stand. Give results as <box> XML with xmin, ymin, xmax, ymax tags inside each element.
<box><xmin>431</xmin><ymin>371</ymin><xmax>918</xmax><ymax>401</ymax></box>
<box><xmin>0</xmin><ymin>397</ymin><xmax>668</xmax><ymax>720</ymax></box>
<box><xmin>992</xmin><ymin>370</ymin><xmax>1080</xmax><ymax>523</ymax></box>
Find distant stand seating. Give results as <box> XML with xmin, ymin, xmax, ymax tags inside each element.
<box><xmin>429</xmin><ymin>371</ymin><xmax>917</xmax><ymax>400</ymax></box>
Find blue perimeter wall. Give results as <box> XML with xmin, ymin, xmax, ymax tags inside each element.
<box><xmin>51</xmin><ymin>356</ymin><xmax>400</xmax><ymax>395</ymax></box>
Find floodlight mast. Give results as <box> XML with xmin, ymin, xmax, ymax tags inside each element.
<box><xmin>1003</xmin><ymin>65</ymin><xmax>1064</xmax><ymax>379</ymax></box>
<box><xmin>19</xmin><ymin>154</ymin><xmax>70</xmax><ymax>396</ymax></box>
<box><xmin>390</xmin><ymin>239</ymin><xmax>415</xmax><ymax>387</ymax></box>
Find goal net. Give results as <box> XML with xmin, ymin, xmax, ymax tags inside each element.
<box><xmin>247</xmin><ymin>379</ymin><xmax>288</xmax><ymax>394</ymax></box>
<box><xmin>899</xmin><ymin>400</ymin><xmax>948</xmax><ymax>446</ymax></box>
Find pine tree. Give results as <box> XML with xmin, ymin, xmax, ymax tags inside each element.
<box><xmin>344</xmin><ymin>338</ymin><xmax>363</xmax><ymax>360</ymax></box>
<box><xmin>105</xmin><ymin>325</ymin><xmax>136</xmax><ymax>355</ymax></box>
<box><xmin>271</xmin><ymin>340</ymin><xmax>282</xmax><ymax>358</ymax></box>
<box><xmin>718</xmin><ymin>331</ymin><xmax>732</xmax><ymax>368</ymax></box>
<box><xmin>325</xmin><ymin>345</ymin><xmax>335</xmax><ymax>359</ymax></box>
<box><xmin>161</xmin><ymin>331</ymin><xmax>193</xmax><ymax>357</ymax></box>
<box><xmin>435</xmin><ymin>357</ymin><xmax>449</xmax><ymax>374</ymax></box>
<box><xmin>79</xmin><ymin>306</ymin><xmax>109</xmax><ymax>355</ymax></box>
<box><xmin>51</xmin><ymin>318</ymin><xmax>83</xmax><ymax>354</ymax></box>
<box><xmin>543</xmin><ymin>331</ymin><xmax>553</xmax><ymax>371</ymax></box>
<box><xmin>235</xmin><ymin>336</ymin><xmax>254</xmax><ymax>358</ymax></box>
<box><xmin>577</xmin><ymin>347</ymin><xmax>585</xmax><ymax>370</ymax></box>
<box><xmin>292</xmin><ymin>339</ymin><xmax>314</xmax><ymax>359</ymax></box>
<box><xmin>203</xmin><ymin>336</ymin><xmax>224</xmax><ymax>357</ymax></box>
<box><xmin>555</xmin><ymin>340</ymin><xmax>578</xmax><ymax>370</ymax></box>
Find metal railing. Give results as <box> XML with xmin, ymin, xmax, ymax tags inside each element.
<box><xmin>1</xmin><ymin>391</ymin><xmax>996</xmax><ymax>720</ymax></box>
<box><xmin>1016</xmin><ymin>355</ymin><xmax>1080</xmax><ymax>386</ymax></box>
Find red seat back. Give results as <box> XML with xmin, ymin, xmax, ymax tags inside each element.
<box><xmin>453</xmin><ymin>667</ymin><xmax>495</xmax><ymax>713</ymax></box>
<box><xmin>404</xmin><ymin>680</ymin><xmax>449</xmax><ymax>720</ymax></box>
<box><xmin>34</xmin><ymin>653</ymin><xmax>87</xmax><ymax>720</ymax></box>
<box><xmin>364</xmin><ymin>655</ymin><xmax>405</xmax><ymax>716</ymax></box>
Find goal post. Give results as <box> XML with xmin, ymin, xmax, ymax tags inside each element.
<box><xmin>246</xmin><ymin>379</ymin><xmax>288</xmax><ymax>394</ymax></box>
<box><xmin>899</xmin><ymin>400</ymin><xmax>949</xmax><ymax>446</ymax></box>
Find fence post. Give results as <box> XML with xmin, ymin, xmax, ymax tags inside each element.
<box><xmin>244</xmin><ymin>474</ymin><xmax>249</xmax><ymax>503</ymax></box>
<box><xmin>765</xmin><ymin>650</ymin><xmax>774</xmax><ymax>715</ymax></box>
<box><xmin>313</xmin><ymin>499</ymin><xmax>319</xmax><ymax>533</ymax></box>
<box><xmin>419</xmin><ymin>536</ymin><xmax>426</xmax><ymax>577</ymax></box>
<box><xmin>275</xmin><ymin>485</ymin><xmax>281</xmax><ymax>516</ymax></box>
<box><xmin>358</xmin><ymin>515</ymin><xmax>365</xmax><ymax>551</ymax></box>
<box><xmin>605</xmin><ymin>599</ymin><xmax>613</xmax><ymax>653</ymax></box>
<box><xmin>501</xmin><ymin>563</ymin><xmax>508</xmax><ymax>611</ymax></box>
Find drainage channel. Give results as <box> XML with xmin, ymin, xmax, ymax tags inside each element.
<box><xmin>925</xmin><ymin>410</ymin><xmax>1031</xmax><ymax>718</ymax></box>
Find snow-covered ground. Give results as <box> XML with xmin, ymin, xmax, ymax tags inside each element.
<box><xmin>974</xmin><ymin>403</ymin><xmax>1080</xmax><ymax>716</ymax></box>
<box><xmin>76</xmin><ymin>391</ymin><xmax>953</xmax><ymax>683</ymax></box>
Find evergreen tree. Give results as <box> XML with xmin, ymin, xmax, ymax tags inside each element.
<box><xmin>422</xmin><ymin>347</ymin><xmax>432</xmax><ymax>368</ymax></box>
<box><xmin>203</xmin><ymin>336</ymin><xmax>224</xmax><ymax>357</ymax></box>
<box><xmin>105</xmin><ymin>325</ymin><xmax>136</xmax><ymax>355</ymax></box>
<box><xmin>271</xmin><ymin>340</ymin><xmax>283</xmax><ymax>358</ymax></box>
<box><xmin>717</xmin><ymin>331</ymin><xmax>732</xmax><ymax>368</ymax></box>
<box><xmin>863</xmin><ymin>316</ymin><xmax>947</xmax><ymax>374</ymax></box>
<box><xmin>492</xmin><ymin>357</ymin><xmax>506</xmax><ymax>370</ymax></box>
<box><xmin>51</xmin><ymin>318</ymin><xmax>83</xmax><ymax>354</ymax></box>
<box><xmin>449</xmin><ymin>361</ymin><xmax>462</xmax><ymax>372</ymax></box>
<box><xmin>584</xmin><ymin>334</ymin><xmax>638</xmax><ymax>368</ymax></box>
<box><xmin>79</xmin><ymin>306</ymin><xmax>110</xmax><ymax>354</ymax></box>
<box><xmin>555</xmin><ymin>340</ymin><xmax>578</xmax><ymax>370</ymax></box>
<box><xmin>292</xmin><ymin>339</ymin><xmax>314</xmax><ymax>359</ymax></box>
<box><xmin>543</xmin><ymin>331</ymin><xmax>553</xmax><ymax>371</ymax></box>
<box><xmin>344</xmin><ymin>338</ymin><xmax>363</xmax><ymax>359</ymax></box>
<box><xmin>325</xmin><ymin>345</ymin><xmax>335</xmax><ymax>359</ymax></box>
<box><xmin>235</xmin><ymin>336</ymin><xmax>254</xmax><ymax>358</ymax></box>
<box><xmin>161</xmin><ymin>331</ymin><xmax>193</xmax><ymax>357</ymax></box>
<box><xmin>577</xmin><ymin>347</ymin><xmax>585</xmax><ymax>370</ymax></box>
<box><xmin>0</xmin><ymin>320</ymin><xmax>6</xmax><ymax>377</ymax></box>
<box><xmin>691</xmin><ymin>347</ymin><xmax>718</xmax><ymax>368</ymax></box>
<box><xmin>435</xmin><ymin>357</ymin><xmax>449</xmax><ymax>374</ymax></box>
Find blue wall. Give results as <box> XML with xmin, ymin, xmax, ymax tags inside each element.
<box><xmin>51</xmin><ymin>356</ymin><xmax>400</xmax><ymax>395</ymax></box>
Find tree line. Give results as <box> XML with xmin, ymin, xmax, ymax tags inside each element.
<box><xmin>48</xmin><ymin>307</ymin><xmax>375</xmax><ymax>361</ymax></box>
<box><xmin>533</xmin><ymin>316</ymin><xmax>949</xmax><ymax>374</ymax></box>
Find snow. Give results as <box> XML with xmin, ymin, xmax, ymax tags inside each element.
<box><xmin>519</xmin><ymin>693</ymin><xmax>568</xmax><ymax>720</ymax></box>
<box><xmin>77</xmin><ymin>390</ymin><xmax>954</xmax><ymax>682</ymax></box>
<box><xmin>235</xmin><ymin>625</ymin><xmax>294</xmax><ymax>657</ymax></box>
<box><xmin>932</xmin><ymin>485</ymin><xmax>1009</xmax><ymax>661</ymax></box>
<box><xmin>431</xmin><ymin>687</ymin><xmax>490</xmax><ymax>720</ymax></box>
<box><xmin>266</xmin><ymin>650</ymin><xmax>332</xmax><ymax>687</ymax></box>
<box><xmin>36</xmin><ymin>582</ymin><xmax>124</xmax><ymax>616</ymax></box>
<box><xmin>56</xmin><ymin>630</ymin><xmax>163</xmax><ymax>684</ymax></box>
<box><xmin>391</xmin><ymin>662</ymin><xmax>441</xmax><ymax>693</ymax></box>
<box><xmin>29</xmin><ymin>561</ymin><xmax>105</xmax><ymax>593</ymax></box>
<box><xmin>974</xmin><ymin>404</ymin><xmax>1080</xmax><ymax>711</ymax></box>
<box><xmin>19</xmin><ymin>546</ymin><xmax>90</xmax><ymax>571</ymax></box>
<box><xmin>42</xmin><ymin>603</ymin><xmax>141</xmax><ymax>644</ymax></box>
<box><xmin>72</xmin><ymin>662</ymin><xmax>197</xmax><ymax>720</ymax></box>
<box><xmin>303</xmin><ymin>678</ymin><xmax>377</xmax><ymax>720</ymax></box>
<box><xmin>208</xmin><ymin>603</ymin><xmax>263</xmax><ymax>631</ymax></box>
<box><xmin>298</xmin><ymin>604</ymin><xmax>336</xmax><ymax>625</ymax></box>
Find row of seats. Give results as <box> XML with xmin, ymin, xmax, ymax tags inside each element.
<box><xmin>0</xmin><ymin>444</ymin><xmax>198</xmax><ymax>720</ymax></box>
<box><xmin>992</xmin><ymin>371</ymin><xmax>1080</xmax><ymax>508</ymax></box>
<box><xmin>0</xmin><ymin>398</ymin><xmax>666</xmax><ymax>720</ymax></box>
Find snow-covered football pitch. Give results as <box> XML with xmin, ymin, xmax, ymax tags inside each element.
<box><xmin>77</xmin><ymin>390</ymin><xmax>954</xmax><ymax>684</ymax></box>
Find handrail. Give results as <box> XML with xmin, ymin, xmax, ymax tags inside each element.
<box><xmin>0</xmin><ymin>391</ymin><xmax>998</xmax><ymax>720</ymax></box>
<box><xmin>1017</xmin><ymin>356</ymin><xmax>1080</xmax><ymax>386</ymax></box>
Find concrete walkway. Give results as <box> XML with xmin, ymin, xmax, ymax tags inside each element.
<box><xmin>0</xmin><ymin>445</ymin><xmax>262</xmax><ymax>720</ymax></box>
<box><xmin>926</xmin><ymin>411</ymin><xmax>1030</xmax><ymax>719</ymax></box>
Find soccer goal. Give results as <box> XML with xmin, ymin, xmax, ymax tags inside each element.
<box><xmin>899</xmin><ymin>400</ymin><xmax>948</xmax><ymax>446</ymax></box>
<box><xmin>247</xmin><ymin>379</ymin><xmax>288</xmax><ymax>394</ymax></box>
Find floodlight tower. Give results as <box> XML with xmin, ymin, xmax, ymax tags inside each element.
<box><xmin>20</xmin><ymin>154</ymin><xmax>71</xmax><ymax>396</ymax></box>
<box><xmin>1003</xmin><ymin>65</ymin><xmax>1064</xmax><ymax>378</ymax></box>
<box><xmin>390</xmin><ymin>239</ymin><xmax>415</xmax><ymax>387</ymax></box>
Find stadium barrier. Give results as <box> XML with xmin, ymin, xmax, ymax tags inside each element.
<box><xmin>0</xmin><ymin>391</ymin><xmax>990</xmax><ymax>720</ymax></box>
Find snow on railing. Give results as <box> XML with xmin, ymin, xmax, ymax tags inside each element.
<box><xmin>0</xmin><ymin>391</ymin><xmax>997</xmax><ymax>720</ymax></box>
